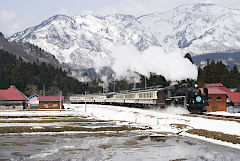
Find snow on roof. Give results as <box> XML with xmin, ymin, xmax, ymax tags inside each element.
<box><xmin>0</xmin><ymin>85</ymin><xmax>28</xmax><ymax>101</ymax></box>
<box><xmin>38</xmin><ymin>96</ymin><xmax>64</xmax><ymax>101</ymax></box>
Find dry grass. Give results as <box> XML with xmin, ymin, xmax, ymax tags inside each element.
<box><xmin>98</xmin><ymin>144</ymin><xmax>112</xmax><ymax>149</ymax></box>
<box><xmin>170</xmin><ymin>124</ymin><xmax>192</xmax><ymax>130</ymax></box>
<box><xmin>0</xmin><ymin>125</ymin><xmax>140</xmax><ymax>134</ymax></box>
<box><xmin>0</xmin><ymin>116</ymin><xmax>85</xmax><ymax>119</ymax></box>
<box><xmin>187</xmin><ymin>129</ymin><xmax>240</xmax><ymax>144</ymax></box>
<box><xmin>0</xmin><ymin>119</ymin><xmax>108</xmax><ymax>124</ymax></box>
<box><xmin>124</xmin><ymin>140</ymin><xmax>138</xmax><ymax>146</ymax></box>
<box><xmin>182</xmin><ymin>114</ymin><xmax>240</xmax><ymax>122</ymax></box>
<box><xmin>170</xmin><ymin>158</ymin><xmax>187</xmax><ymax>161</ymax></box>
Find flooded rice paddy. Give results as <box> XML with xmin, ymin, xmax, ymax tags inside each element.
<box><xmin>0</xmin><ymin>115</ymin><xmax>240</xmax><ymax>161</ymax></box>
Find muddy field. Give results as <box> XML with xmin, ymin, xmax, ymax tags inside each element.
<box><xmin>0</xmin><ymin>114</ymin><xmax>240</xmax><ymax>160</ymax></box>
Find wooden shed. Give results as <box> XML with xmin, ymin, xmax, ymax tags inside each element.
<box><xmin>38</xmin><ymin>96</ymin><xmax>64</xmax><ymax>109</ymax></box>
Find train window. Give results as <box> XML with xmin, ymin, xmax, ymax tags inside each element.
<box><xmin>216</xmin><ymin>97</ymin><xmax>221</xmax><ymax>102</ymax></box>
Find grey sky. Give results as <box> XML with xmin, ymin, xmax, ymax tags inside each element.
<box><xmin>1</xmin><ymin>0</ymin><xmax>240</xmax><ymax>36</ymax></box>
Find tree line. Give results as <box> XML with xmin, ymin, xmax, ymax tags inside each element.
<box><xmin>0</xmin><ymin>49</ymin><xmax>88</xmax><ymax>96</ymax></box>
<box><xmin>197</xmin><ymin>60</ymin><xmax>240</xmax><ymax>88</ymax></box>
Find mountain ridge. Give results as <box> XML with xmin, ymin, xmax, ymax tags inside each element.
<box><xmin>8</xmin><ymin>3</ymin><xmax>240</xmax><ymax>78</ymax></box>
<box><xmin>0</xmin><ymin>33</ymin><xmax>60</xmax><ymax>66</ymax></box>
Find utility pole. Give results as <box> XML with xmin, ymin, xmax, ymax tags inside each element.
<box><xmin>145</xmin><ymin>76</ymin><xmax>147</xmax><ymax>89</ymax></box>
<box><xmin>85</xmin><ymin>91</ymin><xmax>87</xmax><ymax>112</ymax></box>
<box><xmin>113</xmin><ymin>79</ymin><xmax>116</xmax><ymax>92</ymax></box>
<box><xmin>60</xmin><ymin>90</ymin><xmax>62</xmax><ymax>112</ymax></box>
<box><xmin>43</xmin><ymin>84</ymin><xmax>45</xmax><ymax>96</ymax></box>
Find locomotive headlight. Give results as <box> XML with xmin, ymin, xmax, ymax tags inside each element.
<box><xmin>196</xmin><ymin>96</ymin><xmax>202</xmax><ymax>102</ymax></box>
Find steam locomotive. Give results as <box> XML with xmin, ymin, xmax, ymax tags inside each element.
<box><xmin>70</xmin><ymin>81</ymin><xmax>209</xmax><ymax>114</ymax></box>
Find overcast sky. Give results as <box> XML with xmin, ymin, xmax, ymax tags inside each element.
<box><xmin>1</xmin><ymin>0</ymin><xmax>240</xmax><ymax>36</ymax></box>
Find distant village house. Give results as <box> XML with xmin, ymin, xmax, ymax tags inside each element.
<box><xmin>0</xmin><ymin>85</ymin><xmax>28</xmax><ymax>110</ymax></box>
<box><xmin>28</xmin><ymin>94</ymin><xmax>39</xmax><ymax>109</ymax></box>
<box><xmin>38</xmin><ymin>96</ymin><xmax>64</xmax><ymax>109</ymax></box>
<box><xmin>202</xmin><ymin>83</ymin><xmax>240</xmax><ymax>112</ymax></box>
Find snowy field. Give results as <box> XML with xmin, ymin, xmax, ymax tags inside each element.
<box><xmin>0</xmin><ymin>104</ymin><xmax>240</xmax><ymax>150</ymax></box>
<box><xmin>67</xmin><ymin>104</ymin><xmax>240</xmax><ymax>149</ymax></box>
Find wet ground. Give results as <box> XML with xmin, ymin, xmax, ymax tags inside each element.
<box><xmin>1</xmin><ymin>132</ymin><xmax>240</xmax><ymax>161</ymax></box>
<box><xmin>0</xmin><ymin>115</ymin><xmax>240</xmax><ymax>161</ymax></box>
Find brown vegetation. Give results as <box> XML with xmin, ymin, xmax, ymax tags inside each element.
<box><xmin>0</xmin><ymin>125</ymin><xmax>140</xmax><ymax>134</ymax></box>
<box><xmin>187</xmin><ymin>129</ymin><xmax>240</xmax><ymax>144</ymax></box>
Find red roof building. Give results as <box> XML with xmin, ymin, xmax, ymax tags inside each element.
<box><xmin>38</xmin><ymin>96</ymin><xmax>64</xmax><ymax>109</ymax></box>
<box><xmin>227</xmin><ymin>92</ymin><xmax>240</xmax><ymax>103</ymax></box>
<box><xmin>202</xmin><ymin>83</ymin><xmax>227</xmax><ymax>112</ymax></box>
<box><xmin>0</xmin><ymin>85</ymin><xmax>28</xmax><ymax>101</ymax></box>
<box><xmin>38</xmin><ymin>96</ymin><xmax>64</xmax><ymax>101</ymax></box>
<box><xmin>0</xmin><ymin>85</ymin><xmax>28</xmax><ymax>108</ymax></box>
<box><xmin>203</xmin><ymin>83</ymin><xmax>240</xmax><ymax>112</ymax></box>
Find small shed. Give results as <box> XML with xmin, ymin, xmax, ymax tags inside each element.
<box><xmin>38</xmin><ymin>96</ymin><xmax>64</xmax><ymax>109</ymax></box>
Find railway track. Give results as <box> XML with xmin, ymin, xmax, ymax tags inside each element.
<box><xmin>182</xmin><ymin>113</ymin><xmax>240</xmax><ymax>122</ymax></box>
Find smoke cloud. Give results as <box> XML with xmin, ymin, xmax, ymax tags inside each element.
<box><xmin>110</xmin><ymin>45</ymin><xmax>198</xmax><ymax>81</ymax></box>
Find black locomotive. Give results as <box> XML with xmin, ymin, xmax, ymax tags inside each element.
<box><xmin>161</xmin><ymin>82</ymin><xmax>208</xmax><ymax>113</ymax></box>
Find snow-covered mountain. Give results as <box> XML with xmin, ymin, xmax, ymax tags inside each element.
<box><xmin>8</xmin><ymin>3</ymin><xmax>240</xmax><ymax>76</ymax></box>
<box><xmin>0</xmin><ymin>33</ymin><xmax>60</xmax><ymax>66</ymax></box>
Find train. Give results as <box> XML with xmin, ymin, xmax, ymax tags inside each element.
<box><xmin>70</xmin><ymin>82</ymin><xmax>209</xmax><ymax>114</ymax></box>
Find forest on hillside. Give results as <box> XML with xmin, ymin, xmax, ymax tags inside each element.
<box><xmin>0</xmin><ymin>49</ymin><xmax>88</xmax><ymax>96</ymax></box>
<box><xmin>1</xmin><ymin>48</ymin><xmax>240</xmax><ymax>97</ymax></box>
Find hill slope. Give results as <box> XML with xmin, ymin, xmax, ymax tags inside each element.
<box><xmin>0</xmin><ymin>33</ymin><xmax>60</xmax><ymax>66</ymax></box>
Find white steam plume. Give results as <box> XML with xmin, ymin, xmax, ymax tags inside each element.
<box><xmin>110</xmin><ymin>45</ymin><xmax>198</xmax><ymax>81</ymax></box>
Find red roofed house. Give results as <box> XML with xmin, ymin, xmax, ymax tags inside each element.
<box><xmin>203</xmin><ymin>83</ymin><xmax>240</xmax><ymax>112</ymax></box>
<box><xmin>226</xmin><ymin>92</ymin><xmax>240</xmax><ymax>113</ymax></box>
<box><xmin>202</xmin><ymin>83</ymin><xmax>228</xmax><ymax>112</ymax></box>
<box><xmin>38</xmin><ymin>96</ymin><xmax>64</xmax><ymax>109</ymax></box>
<box><xmin>0</xmin><ymin>85</ymin><xmax>29</xmax><ymax>110</ymax></box>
